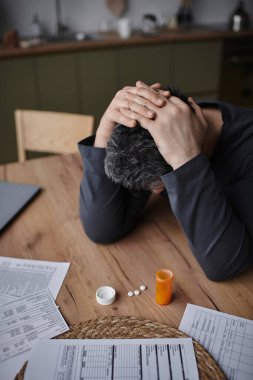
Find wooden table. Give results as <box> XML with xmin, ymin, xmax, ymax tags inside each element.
<box><xmin>1</xmin><ymin>154</ymin><xmax>253</xmax><ymax>329</ymax></box>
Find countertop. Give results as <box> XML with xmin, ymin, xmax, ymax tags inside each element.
<box><xmin>1</xmin><ymin>27</ymin><xmax>253</xmax><ymax>60</ymax></box>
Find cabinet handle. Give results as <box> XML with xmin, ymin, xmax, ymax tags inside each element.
<box><xmin>230</xmin><ymin>55</ymin><xmax>253</xmax><ymax>65</ymax></box>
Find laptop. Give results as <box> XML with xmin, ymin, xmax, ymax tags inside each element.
<box><xmin>0</xmin><ymin>181</ymin><xmax>41</xmax><ymax>232</ymax></box>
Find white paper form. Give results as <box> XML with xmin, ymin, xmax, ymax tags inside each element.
<box><xmin>0</xmin><ymin>350</ymin><xmax>30</xmax><ymax>380</ymax></box>
<box><xmin>24</xmin><ymin>338</ymin><xmax>199</xmax><ymax>380</ymax></box>
<box><xmin>0</xmin><ymin>289</ymin><xmax>69</xmax><ymax>363</ymax></box>
<box><xmin>179</xmin><ymin>304</ymin><xmax>253</xmax><ymax>380</ymax></box>
<box><xmin>0</xmin><ymin>256</ymin><xmax>70</xmax><ymax>305</ymax></box>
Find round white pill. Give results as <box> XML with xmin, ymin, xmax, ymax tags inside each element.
<box><xmin>128</xmin><ymin>291</ymin><xmax>134</xmax><ymax>297</ymax></box>
<box><xmin>134</xmin><ymin>290</ymin><xmax>140</xmax><ymax>296</ymax></box>
<box><xmin>140</xmin><ymin>285</ymin><xmax>146</xmax><ymax>291</ymax></box>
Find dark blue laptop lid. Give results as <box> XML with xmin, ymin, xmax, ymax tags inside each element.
<box><xmin>0</xmin><ymin>182</ymin><xmax>41</xmax><ymax>232</ymax></box>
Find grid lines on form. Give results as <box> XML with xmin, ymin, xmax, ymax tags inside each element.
<box><xmin>113</xmin><ymin>345</ymin><xmax>141</xmax><ymax>379</ymax></box>
<box><xmin>79</xmin><ymin>345</ymin><xmax>141</xmax><ymax>380</ymax></box>
<box><xmin>26</xmin><ymin>339</ymin><xmax>198</xmax><ymax>380</ymax></box>
<box><xmin>189</xmin><ymin>309</ymin><xmax>253</xmax><ymax>380</ymax></box>
<box><xmin>80</xmin><ymin>345</ymin><xmax>113</xmax><ymax>379</ymax></box>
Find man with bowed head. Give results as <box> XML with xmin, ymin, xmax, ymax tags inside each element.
<box><xmin>78</xmin><ymin>80</ymin><xmax>253</xmax><ymax>281</ymax></box>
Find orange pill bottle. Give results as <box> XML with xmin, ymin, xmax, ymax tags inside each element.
<box><xmin>155</xmin><ymin>269</ymin><xmax>174</xmax><ymax>305</ymax></box>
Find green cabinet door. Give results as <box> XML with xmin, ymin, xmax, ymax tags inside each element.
<box><xmin>78</xmin><ymin>49</ymin><xmax>117</xmax><ymax>128</ymax></box>
<box><xmin>118</xmin><ymin>43</ymin><xmax>173</xmax><ymax>88</ymax></box>
<box><xmin>0</xmin><ymin>57</ymin><xmax>38</xmax><ymax>163</ymax></box>
<box><xmin>35</xmin><ymin>53</ymin><xmax>79</xmax><ymax>113</ymax></box>
<box><xmin>0</xmin><ymin>40</ymin><xmax>224</xmax><ymax>164</ymax></box>
<box><xmin>172</xmin><ymin>41</ymin><xmax>223</xmax><ymax>95</ymax></box>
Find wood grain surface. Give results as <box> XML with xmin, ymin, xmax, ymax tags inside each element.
<box><xmin>0</xmin><ymin>154</ymin><xmax>252</xmax><ymax>328</ymax></box>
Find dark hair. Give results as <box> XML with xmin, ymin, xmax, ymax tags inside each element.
<box><xmin>104</xmin><ymin>86</ymin><xmax>193</xmax><ymax>191</ymax></box>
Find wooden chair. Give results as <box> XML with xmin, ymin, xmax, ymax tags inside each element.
<box><xmin>15</xmin><ymin>110</ymin><xmax>94</xmax><ymax>163</ymax></box>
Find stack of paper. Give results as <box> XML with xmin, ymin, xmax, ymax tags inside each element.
<box><xmin>24</xmin><ymin>338</ymin><xmax>199</xmax><ymax>380</ymax></box>
<box><xmin>179</xmin><ymin>304</ymin><xmax>253</xmax><ymax>380</ymax></box>
<box><xmin>0</xmin><ymin>257</ymin><xmax>70</xmax><ymax>380</ymax></box>
<box><xmin>0</xmin><ymin>256</ymin><xmax>69</xmax><ymax>304</ymax></box>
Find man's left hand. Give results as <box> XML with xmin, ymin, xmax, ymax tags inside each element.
<box><xmin>120</xmin><ymin>82</ymin><xmax>208</xmax><ymax>170</ymax></box>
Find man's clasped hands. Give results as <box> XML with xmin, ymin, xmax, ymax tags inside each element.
<box><xmin>95</xmin><ymin>80</ymin><xmax>208</xmax><ymax>170</ymax></box>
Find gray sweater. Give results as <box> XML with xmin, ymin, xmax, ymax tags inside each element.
<box><xmin>78</xmin><ymin>102</ymin><xmax>253</xmax><ymax>281</ymax></box>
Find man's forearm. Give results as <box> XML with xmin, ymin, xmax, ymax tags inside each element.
<box><xmin>163</xmin><ymin>154</ymin><xmax>253</xmax><ymax>281</ymax></box>
<box><xmin>94</xmin><ymin>116</ymin><xmax>115</xmax><ymax>148</ymax></box>
<box><xmin>78</xmin><ymin>139</ymin><xmax>150</xmax><ymax>243</ymax></box>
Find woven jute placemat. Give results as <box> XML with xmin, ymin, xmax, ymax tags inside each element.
<box><xmin>15</xmin><ymin>315</ymin><xmax>226</xmax><ymax>380</ymax></box>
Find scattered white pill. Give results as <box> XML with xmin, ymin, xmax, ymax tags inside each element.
<box><xmin>134</xmin><ymin>290</ymin><xmax>140</xmax><ymax>296</ymax></box>
<box><xmin>140</xmin><ymin>285</ymin><xmax>146</xmax><ymax>291</ymax></box>
<box><xmin>128</xmin><ymin>291</ymin><xmax>134</xmax><ymax>297</ymax></box>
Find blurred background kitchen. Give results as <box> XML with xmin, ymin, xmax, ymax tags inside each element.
<box><xmin>1</xmin><ymin>0</ymin><xmax>253</xmax><ymax>163</ymax></box>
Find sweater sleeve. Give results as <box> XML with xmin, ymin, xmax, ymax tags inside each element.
<box><xmin>162</xmin><ymin>153</ymin><xmax>253</xmax><ymax>281</ymax></box>
<box><xmin>78</xmin><ymin>136</ymin><xmax>150</xmax><ymax>244</ymax></box>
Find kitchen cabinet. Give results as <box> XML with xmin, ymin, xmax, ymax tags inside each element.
<box><xmin>78</xmin><ymin>49</ymin><xmax>117</xmax><ymax>125</ymax></box>
<box><xmin>0</xmin><ymin>40</ymin><xmax>223</xmax><ymax>164</ymax></box>
<box><xmin>220</xmin><ymin>38</ymin><xmax>253</xmax><ymax>108</ymax></box>
<box><xmin>118</xmin><ymin>44</ymin><xmax>173</xmax><ymax>87</ymax></box>
<box><xmin>35</xmin><ymin>53</ymin><xmax>80</xmax><ymax>113</ymax></box>
<box><xmin>172</xmin><ymin>41</ymin><xmax>223</xmax><ymax>96</ymax></box>
<box><xmin>0</xmin><ymin>57</ymin><xmax>38</xmax><ymax>163</ymax></box>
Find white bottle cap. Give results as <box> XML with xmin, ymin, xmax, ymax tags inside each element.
<box><xmin>96</xmin><ymin>286</ymin><xmax>116</xmax><ymax>305</ymax></box>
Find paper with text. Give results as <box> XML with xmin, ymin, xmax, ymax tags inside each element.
<box><xmin>0</xmin><ymin>257</ymin><xmax>69</xmax><ymax>380</ymax></box>
<box><xmin>179</xmin><ymin>303</ymin><xmax>253</xmax><ymax>380</ymax></box>
<box><xmin>0</xmin><ymin>289</ymin><xmax>69</xmax><ymax>363</ymax></box>
<box><xmin>24</xmin><ymin>338</ymin><xmax>199</xmax><ymax>380</ymax></box>
<box><xmin>0</xmin><ymin>256</ymin><xmax>70</xmax><ymax>305</ymax></box>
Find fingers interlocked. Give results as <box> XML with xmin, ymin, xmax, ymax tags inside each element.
<box><xmin>119</xmin><ymin>81</ymin><xmax>170</xmax><ymax>125</ymax></box>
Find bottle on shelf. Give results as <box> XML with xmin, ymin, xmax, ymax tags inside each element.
<box><xmin>31</xmin><ymin>13</ymin><xmax>42</xmax><ymax>40</ymax></box>
<box><xmin>176</xmin><ymin>0</ymin><xmax>193</xmax><ymax>28</ymax></box>
<box><xmin>230</xmin><ymin>1</ymin><xmax>250</xmax><ymax>32</ymax></box>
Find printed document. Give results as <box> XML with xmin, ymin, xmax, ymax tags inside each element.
<box><xmin>179</xmin><ymin>303</ymin><xmax>253</xmax><ymax>380</ymax></box>
<box><xmin>24</xmin><ymin>338</ymin><xmax>199</xmax><ymax>380</ymax></box>
<box><xmin>0</xmin><ymin>289</ymin><xmax>69</xmax><ymax>363</ymax></box>
<box><xmin>0</xmin><ymin>256</ymin><xmax>70</xmax><ymax>305</ymax></box>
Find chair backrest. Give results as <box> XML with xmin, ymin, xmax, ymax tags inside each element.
<box><xmin>15</xmin><ymin>109</ymin><xmax>94</xmax><ymax>163</ymax></box>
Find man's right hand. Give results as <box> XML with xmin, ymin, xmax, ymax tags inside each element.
<box><xmin>94</xmin><ymin>82</ymin><xmax>170</xmax><ymax>148</ymax></box>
